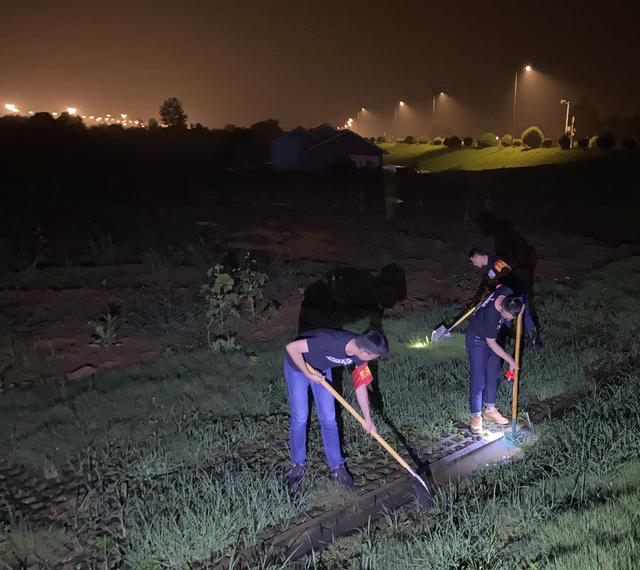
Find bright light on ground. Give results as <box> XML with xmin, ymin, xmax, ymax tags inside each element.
<box><xmin>408</xmin><ymin>337</ymin><xmax>431</xmax><ymax>349</ymax></box>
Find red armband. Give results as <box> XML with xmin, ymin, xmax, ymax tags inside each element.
<box><xmin>352</xmin><ymin>363</ymin><xmax>374</xmax><ymax>389</ymax></box>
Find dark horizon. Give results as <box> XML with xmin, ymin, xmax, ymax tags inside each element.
<box><xmin>1</xmin><ymin>0</ymin><xmax>638</xmax><ymax>137</ymax></box>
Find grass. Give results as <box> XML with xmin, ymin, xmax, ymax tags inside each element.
<box><xmin>381</xmin><ymin>143</ymin><xmax>602</xmax><ymax>172</ymax></box>
<box><xmin>1</xmin><ymin>258</ymin><xmax>640</xmax><ymax>567</ymax></box>
<box><xmin>307</xmin><ymin>368</ymin><xmax>640</xmax><ymax>569</ymax></box>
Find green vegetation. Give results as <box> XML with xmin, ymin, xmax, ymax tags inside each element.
<box><xmin>1</xmin><ymin>258</ymin><xmax>639</xmax><ymax>567</ymax></box>
<box><xmin>381</xmin><ymin>142</ymin><xmax>599</xmax><ymax>172</ymax></box>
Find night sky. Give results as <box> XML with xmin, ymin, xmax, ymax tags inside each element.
<box><xmin>2</xmin><ymin>0</ymin><xmax>638</xmax><ymax>136</ymax></box>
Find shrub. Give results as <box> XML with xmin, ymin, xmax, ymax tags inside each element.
<box><xmin>578</xmin><ymin>137</ymin><xmax>589</xmax><ymax>149</ymax></box>
<box><xmin>444</xmin><ymin>135</ymin><xmax>461</xmax><ymax>148</ymax></box>
<box><xmin>500</xmin><ymin>134</ymin><xmax>513</xmax><ymax>147</ymax></box>
<box><xmin>521</xmin><ymin>126</ymin><xmax>544</xmax><ymax>149</ymax></box>
<box><xmin>403</xmin><ymin>135</ymin><xmax>416</xmax><ymax>144</ymax></box>
<box><xmin>558</xmin><ymin>133</ymin><xmax>571</xmax><ymax>150</ymax></box>
<box><xmin>432</xmin><ymin>136</ymin><xmax>444</xmax><ymax>145</ymax></box>
<box><xmin>369</xmin><ymin>137</ymin><xmax>376</xmax><ymax>143</ymax></box>
<box><xmin>596</xmin><ymin>132</ymin><xmax>615</xmax><ymax>151</ymax></box>
<box><xmin>478</xmin><ymin>132</ymin><xmax>499</xmax><ymax>148</ymax></box>
<box><xmin>542</xmin><ymin>137</ymin><xmax>553</xmax><ymax>148</ymax></box>
<box><xmin>588</xmin><ymin>135</ymin><xmax>599</xmax><ymax>149</ymax></box>
<box><xmin>376</xmin><ymin>135</ymin><xmax>387</xmax><ymax>144</ymax></box>
<box><xmin>418</xmin><ymin>136</ymin><xmax>430</xmax><ymax>144</ymax></box>
<box><xmin>463</xmin><ymin>136</ymin><xmax>473</xmax><ymax>147</ymax></box>
<box><xmin>622</xmin><ymin>137</ymin><xmax>638</xmax><ymax>151</ymax></box>
<box><xmin>513</xmin><ymin>138</ymin><xmax>522</xmax><ymax>147</ymax></box>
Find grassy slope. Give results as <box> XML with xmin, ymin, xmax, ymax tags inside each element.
<box><xmin>381</xmin><ymin>143</ymin><xmax>598</xmax><ymax>172</ymax></box>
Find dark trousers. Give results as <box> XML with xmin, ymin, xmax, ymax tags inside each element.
<box><xmin>466</xmin><ymin>333</ymin><xmax>503</xmax><ymax>415</ymax></box>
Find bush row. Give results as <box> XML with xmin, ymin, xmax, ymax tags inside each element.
<box><xmin>381</xmin><ymin>128</ymin><xmax>638</xmax><ymax>151</ymax></box>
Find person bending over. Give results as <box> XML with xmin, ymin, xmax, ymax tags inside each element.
<box><xmin>465</xmin><ymin>290</ymin><xmax>523</xmax><ymax>434</ymax></box>
<box><xmin>284</xmin><ymin>328</ymin><xmax>389</xmax><ymax>489</ymax></box>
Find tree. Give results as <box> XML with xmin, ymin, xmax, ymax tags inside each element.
<box><xmin>444</xmin><ymin>135</ymin><xmax>461</xmax><ymax>148</ymax></box>
<box><xmin>596</xmin><ymin>132</ymin><xmax>615</xmax><ymax>151</ymax></box>
<box><xmin>522</xmin><ymin>126</ymin><xmax>544</xmax><ymax>149</ymax></box>
<box><xmin>500</xmin><ymin>134</ymin><xmax>513</xmax><ymax>147</ymax></box>
<box><xmin>478</xmin><ymin>132</ymin><xmax>499</xmax><ymax>148</ymax></box>
<box><xmin>147</xmin><ymin>118</ymin><xmax>159</xmax><ymax>129</ymax></box>
<box><xmin>558</xmin><ymin>133</ymin><xmax>571</xmax><ymax>150</ymax></box>
<box><xmin>159</xmin><ymin>97</ymin><xmax>187</xmax><ymax>128</ymax></box>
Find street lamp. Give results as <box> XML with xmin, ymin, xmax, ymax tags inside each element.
<box><xmin>512</xmin><ymin>64</ymin><xmax>532</xmax><ymax>134</ymax></box>
<box><xmin>560</xmin><ymin>99</ymin><xmax>571</xmax><ymax>134</ymax></box>
<box><xmin>356</xmin><ymin>107</ymin><xmax>366</xmax><ymax>135</ymax></box>
<box><xmin>432</xmin><ymin>89</ymin><xmax>445</xmax><ymax>137</ymax></box>
<box><xmin>394</xmin><ymin>101</ymin><xmax>405</xmax><ymax>140</ymax></box>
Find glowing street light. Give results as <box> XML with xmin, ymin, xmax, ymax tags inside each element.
<box><xmin>3</xmin><ymin>103</ymin><xmax>19</xmax><ymax>113</ymax></box>
<box><xmin>66</xmin><ymin>107</ymin><xmax>77</xmax><ymax>115</ymax></box>
<box><xmin>432</xmin><ymin>88</ymin><xmax>446</xmax><ymax>137</ymax></box>
<box><xmin>121</xmin><ymin>113</ymin><xmax>127</xmax><ymax>119</ymax></box>
<box><xmin>560</xmin><ymin>99</ymin><xmax>571</xmax><ymax>134</ymax></box>
<box><xmin>355</xmin><ymin>107</ymin><xmax>366</xmax><ymax>135</ymax></box>
<box><xmin>394</xmin><ymin>101</ymin><xmax>406</xmax><ymax>140</ymax></box>
<box><xmin>513</xmin><ymin>64</ymin><xmax>533</xmax><ymax>134</ymax></box>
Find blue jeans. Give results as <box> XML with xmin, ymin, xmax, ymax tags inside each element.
<box><xmin>284</xmin><ymin>359</ymin><xmax>344</xmax><ymax>469</ymax></box>
<box><xmin>466</xmin><ymin>334</ymin><xmax>503</xmax><ymax>415</ymax></box>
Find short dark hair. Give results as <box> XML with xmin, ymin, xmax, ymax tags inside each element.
<box><xmin>468</xmin><ymin>247</ymin><xmax>483</xmax><ymax>258</ymax></box>
<box><xmin>355</xmin><ymin>329</ymin><xmax>389</xmax><ymax>357</ymax></box>
<box><xmin>502</xmin><ymin>295</ymin><xmax>524</xmax><ymax>317</ymax></box>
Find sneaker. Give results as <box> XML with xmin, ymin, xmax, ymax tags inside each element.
<box><xmin>470</xmin><ymin>415</ymin><xmax>483</xmax><ymax>434</ymax></box>
<box><xmin>483</xmin><ymin>408</ymin><xmax>509</xmax><ymax>425</ymax></box>
<box><xmin>287</xmin><ymin>464</ymin><xmax>305</xmax><ymax>489</ymax></box>
<box><xmin>331</xmin><ymin>464</ymin><xmax>355</xmax><ymax>490</ymax></box>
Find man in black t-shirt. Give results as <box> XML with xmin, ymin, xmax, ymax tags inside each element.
<box><xmin>284</xmin><ymin>328</ymin><xmax>389</xmax><ymax>489</ymax></box>
<box><xmin>465</xmin><ymin>289</ymin><xmax>523</xmax><ymax>434</ymax></box>
<box><xmin>468</xmin><ymin>248</ymin><xmax>541</xmax><ymax>348</ymax></box>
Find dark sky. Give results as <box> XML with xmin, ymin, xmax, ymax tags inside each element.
<box><xmin>1</xmin><ymin>0</ymin><xmax>638</xmax><ymax>135</ymax></box>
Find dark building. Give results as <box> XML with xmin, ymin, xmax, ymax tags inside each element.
<box><xmin>271</xmin><ymin>124</ymin><xmax>383</xmax><ymax>172</ymax></box>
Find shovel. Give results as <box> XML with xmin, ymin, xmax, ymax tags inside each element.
<box><xmin>306</xmin><ymin>362</ymin><xmax>434</xmax><ymax>508</ymax></box>
<box><xmin>431</xmin><ymin>299</ymin><xmax>484</xmax><ymax>342</ymax></box>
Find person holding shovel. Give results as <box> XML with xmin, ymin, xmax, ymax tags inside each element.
<box><xmin>465</xmin><ymin>289</ymin><xmax>523</xmax><ymax>434</ymax></box>
<box><xmin>284</xmin><ymin>328</ymin><xmax>389</xmax><ymax>489</ymax></box>
<box><xmin>468</xmin><ymin>248</ymin><xmax>541</xmax><ymax>348</ymax></box>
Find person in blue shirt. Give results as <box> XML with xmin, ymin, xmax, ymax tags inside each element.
<box><xmin>465</xmin><ymin>288</ymin><xmax>523</xmax><ymax>434</ymax></box>
<box><xmin>469</xmin><ymin>248</ymin><xmax>542</xmax><ymax>349</ymax></box>
<box><xmin>284</xmin><ymin>328</ymin><xmax>389</xmax><ymax>489</ymax></box>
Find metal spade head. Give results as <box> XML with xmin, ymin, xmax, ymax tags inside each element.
<box><xmin>431</xmin><ymin>325</ymin><xmax>452</xmax><ymax>342</ymax></box>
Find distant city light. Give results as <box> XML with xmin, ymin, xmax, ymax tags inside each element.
<box><xmin>4</xmin><ymin>103</ymin><xmax>19</xmax><ymax>113</ymax></box>
<box><xmin>52</xmin><ymin>112</ymin><xmax>59</xmax><ymax>116</ymax></box>
<box><xmin>66</xmin><ymin>107</ymin><xmax>77</xmax><ymax>115</ymax></box>
<box><xmin>121</xmin><ymin>113</ymin><xmax>127</xmax><ymax>119</ymax></box>
<box><xmin>525</xmin><ymin>65</ymin><xmax>532</xmax><ymax>72</ymax></box>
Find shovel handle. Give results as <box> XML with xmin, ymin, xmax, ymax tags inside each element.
<box><xmin>511</xmin><ymin>311</ymin><xmax>524</xmax><ymax>427</ymax></box>
<box><xmin>318</xmin><ymin>377</ymin><xmax>414</xmax><ymax>473</ymax></box>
